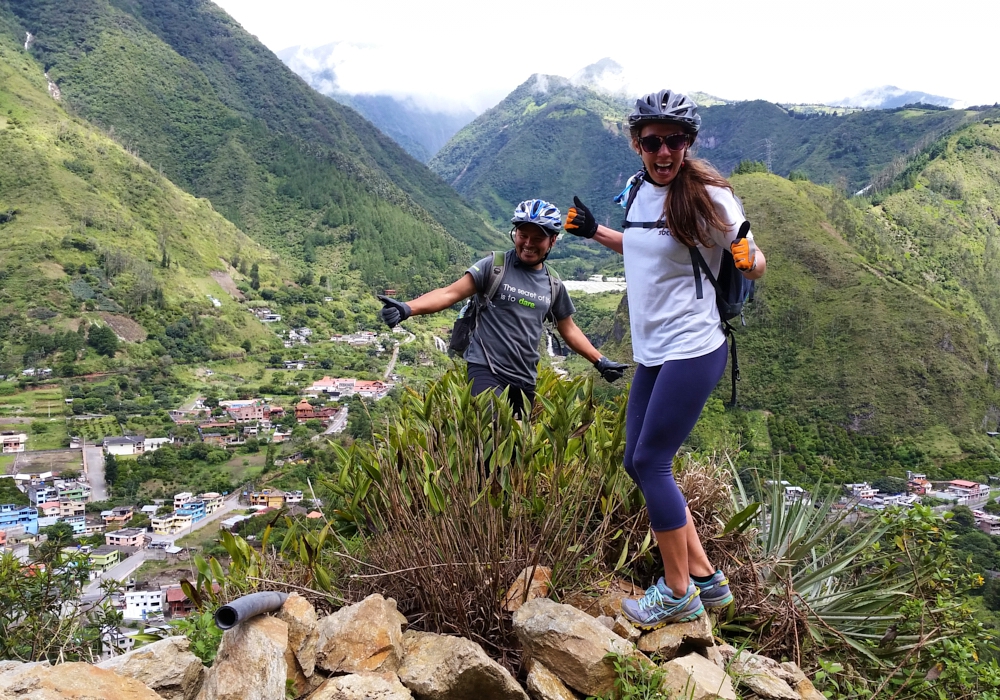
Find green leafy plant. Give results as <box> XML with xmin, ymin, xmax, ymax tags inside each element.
<box><xmin>169</xmin><ymin>610</ymin><xmax>223</xmax><ymax>666</ymax></box>
<box><xmin>324</xmin><ymin>368</ymin><xmax>647</xmax><ymax>669</ymax></box>
<box><xmin>586</xmin><ymin>652</ymin><xmax>671</xmax><ymax>700</ymax></box>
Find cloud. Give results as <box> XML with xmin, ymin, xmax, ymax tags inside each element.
<box><xmin>218</xmin><ymin>0</ymin><xmax>1000</xmax><ymax>110</ymax></box>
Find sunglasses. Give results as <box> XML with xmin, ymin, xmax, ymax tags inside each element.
<box><xmin>638</xmin><ymin>134</ymin><xmax>691</xmax><ymax>153</ymax></box>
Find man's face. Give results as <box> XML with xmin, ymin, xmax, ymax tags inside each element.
<box><xmin>512</xmin><ymin>223</ymin><xmax>556</xmax><ymax>267</ymax></box>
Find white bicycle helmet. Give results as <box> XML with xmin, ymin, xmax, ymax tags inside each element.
<box><xmin>511</xmin><ymin>199</ymin><xmax>562</xmax><ymax>235</ymax></box>
<box><xmin>628</xmin><ymin>90</ymin><xmax>701</xmax><ymax>135</ymax></box>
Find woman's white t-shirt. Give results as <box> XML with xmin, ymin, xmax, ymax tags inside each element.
<box><xmin>623</xmin><ymin>181</ymin><xmax>753</xmax><ymax>366</ymax></box>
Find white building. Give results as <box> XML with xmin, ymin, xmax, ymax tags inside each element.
<box><xmin>123</xmin><ymin>588</ymin><xmax>165</xmax><ymax>621</ymax></box>
<box><xmin>1</xmin><ymin>432</ymin><xmax>27</xmax><ymax>454</ymax></box>
<box><xmin>173</xmin><ymin>492</ymin><xmax>194</xmax><ymax>510</ymax></box>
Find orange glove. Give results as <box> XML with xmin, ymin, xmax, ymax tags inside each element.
<box><xmin>730</xmin><ymin>236</ymin><xmax>757</xmax><ymax>272</ymax></box>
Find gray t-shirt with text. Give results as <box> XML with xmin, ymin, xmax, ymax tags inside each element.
<box><xmin>463</xmin><ymin>251</ymin><xmax>576</xmax><ymax>388</ymax></box>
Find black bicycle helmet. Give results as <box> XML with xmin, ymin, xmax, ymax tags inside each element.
<box><xmin>627</xmin><ymin>90</ymin><xmax>701</xmax><ymax>135</ymax></box>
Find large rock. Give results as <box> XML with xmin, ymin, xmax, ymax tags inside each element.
<box><xmin>503</xmin><ymin>566</ymin><xmax>552</xmax><ymax>613</ymax></box>
<box><xmin>524</xmin><ymin>659</ymin><xmax>578</xmax><ymax>700</ymax></box>
<box><xmin>277</xmin><ymin>593</ymin><xmax>320</xmax><ymax>677</ymax></box>
<box><xmin>660</xmin><ymin>653</ymin><xmax>737</xmax><ymax>700</ymax></box>
<box><xmin>397</xmin><ymin>631</ymin><xmax>528</xmax><ymax>700</ymax></box>
<box><xmin>512</xmin><ymin>598</ymin><xmax>638</xmax><ymax>697</ymax></box>
<box><xmin>316</xmin><ymin>594</ymin><xmax>407</xmax><ymax>675</ymax></box>
<box><xmin>311</xmin><ymin>672</ymin><xmax>413</xmax><ymax>699</ymax></box>
<box><xmin>196</xmin><ymin>615</ymin><xmax>288</xmax><ymax>700</ymax></box>
<box><xmin>0</xmin><ymin>661</ymin><xmax>161</xmax><ymax>699</ymax></box>
<box><xmin>637</xmin><ymin>614</ymin><xmax>714</xmax><ymax>658</ymax></box>
<box><xmin>98</xmin><ymin>636</ymin><xmax>205</xmax><ymax>700</ymax></box>
<box><xmin>726</xmin><ymin>652</ymin><xmax>799</xmax><ymax>699</ymax></box>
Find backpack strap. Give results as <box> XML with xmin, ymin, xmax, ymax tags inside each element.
<box><xmin>473</xmin><ymin>251</ymin><xmax>507</xmax><ymax>377</ymax></box>
<box><xmin>481</xmin><ymin>251</ymin><xmax>506</xmax><ymax>304</ymax></box>
<box><xmin>542</xmin><ymin>263</ymin><xmax>562</xmax><ymax>324</ymax></box>
<box><xmin>724</xmin><ymin>321</ymin><xmax>740</xmax><ymax>407</ymax></box>
<box><xmin>615</xmin><ymin>170</ymin><xmax>666</xmax><ymax>229</ymax></box>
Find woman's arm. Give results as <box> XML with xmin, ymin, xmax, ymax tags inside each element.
<box><xmin>407</xmin><ymin>273</ymin><xmax>477</xmax><ymax>316</ymax></box>
<box><xmin>743</xmin><ymin>248</ymin><xmax>766</xmax><ymax>281</ymax></box>
<box><xmin>555</xmin><ymin>316</ymin><xmax>603</xmax><ymax>363</ymax></box>
<box><xmin>592</xmin><ymin>225</ymin><xmax>624</xmax><ymax>255</ymax></box>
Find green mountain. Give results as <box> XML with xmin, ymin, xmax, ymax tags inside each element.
<box><xmin>0</xmin><ymin>23</ymin><xmax>280</xmax><ymax>374</ymax></box>
<box><xmin>2</xmin><ymin>0</ymin><xmax>502</xmax><ymax>298</ymax></box>
<box><xmin>275</xmin><ymin>44</ymin><xmax>475</xmax><ymax>163</ymax></box>
<box><xmin>430</xmin><ymin>76</ymin><xmax>982</xmax><ymax>277</ymax></box>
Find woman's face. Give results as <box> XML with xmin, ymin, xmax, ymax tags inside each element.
<box><xmin>633</xmin><ymin>122</ymin><xmax>690</xmax><ymax>186</ymax></box>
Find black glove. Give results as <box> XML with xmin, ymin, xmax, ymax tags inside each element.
<box><xmin>565</xmin><ymin>196</ymin><xmax>598</xmax><ymax>239</ymax></box>
<box><xmin>377</xmin><ymin>295</ymin><xmax>411</xmax><ymax>328</ymax></box>
<box><xmin>594</xmin><ymin>356</ymin><xmax>628</xmax><ymax>383</ymax></box>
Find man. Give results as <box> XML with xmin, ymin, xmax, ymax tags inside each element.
<box><xmin>378</xmin><ymin>199</ymin><xmax>627</xmax><ymax>415</ymax></box>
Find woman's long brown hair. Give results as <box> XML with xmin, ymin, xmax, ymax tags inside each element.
<box><xmin>631</xmin><ymin>129</ymin><xmax>734</xmax><ymax>248</ymax></box>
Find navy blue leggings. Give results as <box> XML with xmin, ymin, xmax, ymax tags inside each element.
<box><xmin>624</xmin><ymin>342</ymin><xmax>729</xmax><ymax>532</ymax></box>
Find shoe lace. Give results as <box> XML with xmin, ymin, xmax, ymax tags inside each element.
<box><xmin>637</xmin><ymin>584</ymin><xmax>666</xmax><ymax>612</ymax></box>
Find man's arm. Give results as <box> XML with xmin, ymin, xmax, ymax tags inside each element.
<box><xmin>555</xmin><ymin>316</ymin><xmax>602</xmax><ymax>363</ymax></box>
<box><xmin>407</xmin><ymin>274</ymin><xmax>478</xmax><ymax>316</ymax></box>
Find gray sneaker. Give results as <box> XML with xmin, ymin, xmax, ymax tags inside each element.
<box><xmin>620</xmin><ymin>578</ymin><xmax>705</xmax><ymax>630</ymax></box>
<box><xmin>693</xmin><ymin>570</ymin><xmax>734</xmax><ymax>609</ymax></box>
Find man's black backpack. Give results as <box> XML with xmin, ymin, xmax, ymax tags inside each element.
<box><xmin>617</xmin><ymin>171</ymin><xmax>755</xmax><ymax>406</ymax></box>
<box><xmin>448</xmin><ymin>251</ymin><xmax>563</xmax><ymax>358</ymax></box>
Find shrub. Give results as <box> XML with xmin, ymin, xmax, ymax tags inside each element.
<box><xmin>325</xmin><ymin>369</ymin><xmax>645</xmax><ymax>669</ymax></box>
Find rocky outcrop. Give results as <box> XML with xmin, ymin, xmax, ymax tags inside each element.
<box><xmin>637</xmin><ymin>613</ymin><xmax>714</xmax><ymax>655</ymax></box>
<box><xmin>502</xmin><ymin>566</ymin><xmax>552</xmax><ymax>613</ymax></box>
<box><xmin>0</xmin><ymin>587</ymin><xmax>830</xmax><ymax>700</ymax></box>
<box><xmin>660</xmin><ymin>652</ymin><xmax>738</xmax><ymax>700</ymax></box>
<box><xmin>397</xmin><ymin>631</ymin><xmax>528</xmax><ymax>700</ymax></box>
<box><xmin>0</xmin><ymin>661</ymin><xmax>161</xmax><ymax>699</ymax></box>
<box><xmin>316</xmin><ymin>594</ymin><xmax>407</xmax><ymax>675</ymax></box>
<box><xmin>524</xmin><ymin>659</ymin><xmax>579</xmax><ymax>700</ymax></box>
<box><xmin>196</xmin><ymin>615</ymin><xmax>289</xmax><ymax>700</ymax></box>
<box><xmin>311</xmin><ymin>672</ymin><xmax>413</xmax><ymax>699</ymax></box>
<box><xmin>277</xmin><ymin>593</ymin><xmax>320</xmax><ymax>677</ymax></box>
<box><xmin>513</xmin><ymin>598</ymin><xmax>639</xmax><ymax>697</ymax></box>
<box><xmin>97</xmin><ymin>636</ymin><xmax>204</xmax><ymax>700</ymax></box>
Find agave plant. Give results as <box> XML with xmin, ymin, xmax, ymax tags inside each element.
<box><xmin>722</xmin><ymin>466</ymin><xmax>984</xmax><ymax>674</ymax></box>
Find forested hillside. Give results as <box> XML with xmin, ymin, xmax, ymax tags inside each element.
<box><xmin>430</xmin><ymin>75</ymin><xmax>982</xmax><ymax>277</ymax></box>
<box><xmin>2</xmin><ymin>0</ymin><xmax>502</xmax><ymax>297</ymax></box>
<box><xmin>0</xmin><ymin>23</ymin><xmax>278</xmax><ymax>374</ymax></box>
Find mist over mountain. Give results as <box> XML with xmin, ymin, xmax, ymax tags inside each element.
<box><xmin>277</xmin><ymin>43</ymin><xmax>475</xmax><ymax>162</ymax></box>
<box><xmin>830</xmin><ymin>85</ymin><xmax>966</xmax><ymax>110</ymax></box>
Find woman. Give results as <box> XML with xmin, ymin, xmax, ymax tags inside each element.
<box><xmin>564</xmin><ymin>90</ymin><xmax>766</xmax><ymax>628</ymax></box>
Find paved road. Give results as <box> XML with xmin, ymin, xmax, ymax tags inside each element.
<box><xmin>82</xmin><ymin>550</ymin><xmax>147</xmax><ymax>601</ymax></box>
<box><xmin>83</xmin><ymin>446</ymin><xmax>107</xmax><ymax>501</ymax></box>
<box><xmin>323</xmin><ymin>407</ymin><xmax>348</xmax><ymax>436</ymax></box>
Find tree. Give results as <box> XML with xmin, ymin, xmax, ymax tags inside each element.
<box><xmin>104</xmin><ymin>453</ymin><xmax>119</xmax><ymax>486</ymax></box>
<box><xmin>87</xmin><ymin>325</ymin><xmax>119</xmax><ymax>357</ymax></box>
<box><xmin>240</xmin><ymin>340</ymin><xmax>252</xmax><ymax>353</ymax></box>
<box><xmin>40</xmin><ymin>521</ymin><xmax>75</xmax><ymax>548</ymax></box>
<box><xmin>734</xmin><ymin>159</ymin><xmax>769</xmax><ymax>175</ymax></box>
<box><xmin>250</xmin><ymin>263</ymin><xmax>260</xmax><ymax>290</ymax></box>
<box><xmin>983</xmin><ymin>577</ymin><xmax>1000</xmax><ymax>611</ymax></box>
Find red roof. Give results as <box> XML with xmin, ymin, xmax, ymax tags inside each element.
<box><xmin>165</xmin><ymin>586</ymin><xmax>188</xmax><ymax>602</ymax></box>
<box><xmin>950</xmin><ymin>480</ymin><xmax>980</xmax><ymax>488</ymax></box>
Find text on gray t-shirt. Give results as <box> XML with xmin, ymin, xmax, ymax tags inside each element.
<box><xmin>463</xmin><ymin>251</ymin><xmax>576</xmax><ymax>388</ymax></box>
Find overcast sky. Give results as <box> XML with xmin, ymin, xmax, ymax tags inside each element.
<box><xmin>215</xmin><ymin>0</ymin><xmax>1000</xmax><ymax>112</ymax></box>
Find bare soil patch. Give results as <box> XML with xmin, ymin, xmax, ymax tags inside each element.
<box><xmin>98</xmin><ymin>313</ymin><xmax>147</xmax><ymax>342</ymax></box>
<box><xmin>211</xmin><ymin>269</ymin><xmax>245</xmax><ymax>301</ymax></box>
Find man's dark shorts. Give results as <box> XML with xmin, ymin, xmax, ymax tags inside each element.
<box><xmin>467</xmin><ymin>363</ymin><xmax>534</xmax><ymax>418</ymax></box>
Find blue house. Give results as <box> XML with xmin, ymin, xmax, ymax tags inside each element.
<box><xmin>0</xmin><ymin>504</ymin><xmax>39</xmax><ymax>535</ymax></box>
<box><xmin>176</xmin><ymin>500</ymin><xmax>206</xmax><ymax>524</ymax></box>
